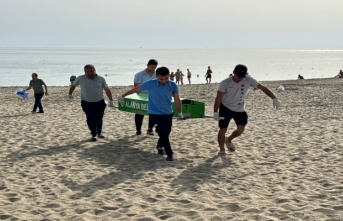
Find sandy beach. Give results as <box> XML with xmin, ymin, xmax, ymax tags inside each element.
<box><xmin>1</xmin><ymin>78</ymin><xmax>343</xmax><ymax>220</ymax></box>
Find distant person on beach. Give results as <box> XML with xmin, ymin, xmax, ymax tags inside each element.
<box><xmin>336</xmin><ymin>70</ymin><xmax>343</xmax><ymax>78</ymax></box>
<box><xmin>187</xmin><ymin>69</ymin><xmax>192</xmax><ymax>84</ymax></box>
<box><xmin>24</xmin><ymin>73</ymin><xmax>48</xmax><ymax>113</ymax></box>
<box><xmin>175</xmin><ymin>69</ymin><xmax>181</xmax><ymax>85</ymax></box>
<box><xmin>133</xmin><ymin>59</ymin><xmax>158</xmax><ymax>135</ymax></box>
<box><xmin>213</xmin><ymin>64</ymin><xmax>281</xmax><ymax>155</ymax></box>
<box><xmin>298</xmin><ymin>74</ymin><xmax>305</xmax><ymax>80</ymax></box>
<box><xmin>205</xmin><ymin>66</ymin><xmax>212</xmax><ymax>83</ymax></box>
<box><xmin>170</xmin><ymin>72</ymin><xmax>175</xmax><ymax>81</ymax></box>
<box><xmin>68</xmin><ymin>64</ymin><xmax>114</xmax><ymax>141</ymax></box>
<box><xmin>180</xmin><ymin>71</ymin><xmax>184</xmax><ymax>85</ymax></box>
<box><xmin>118</xmin><ymin>67</ymin><xmax>183</xmax><ymax>161</ymax></box>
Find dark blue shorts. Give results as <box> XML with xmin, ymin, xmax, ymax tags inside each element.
<box><xmin>218</xmin><ymin>104</ymin><xmax>248</xmax><ymax>128</ymax></box>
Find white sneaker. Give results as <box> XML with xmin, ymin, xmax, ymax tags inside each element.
<box><xmin>218</xmin><ymin>150</ymin><xmax>226</xmax><ymax>156</ymax></box>
<box><xmin>225</xmin><ymin>142</ymin><xmax>236</xmax><ymax>152</ymax></box>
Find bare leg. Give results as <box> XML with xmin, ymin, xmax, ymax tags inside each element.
<box><xmin>218</xmin><ymin>128</ymin><xmax>227</xmax><ymax>151</ymax></box>
<box><xmin>226</xmin><ymin>125</ymin><xmax>245</xmax><ymax>143</ymax></box>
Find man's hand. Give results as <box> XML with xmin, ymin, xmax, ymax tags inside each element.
<box><xmin>117</xmin><ymin>95</ymin><xmax>124</xmax><ymax>102</ymax></box>
<box><xmin>178</xmin><ymin>113</ymin><xmax>184</xmax><ymax>120</ymax></box>
<box><xmin>213</xmin><ymin>112</ymin><xmax>220</xmax><ymax>121</ymax></box>
<box><xmin>45</xmin><ymin>92</ymin><xmax>49</xmax><ymax>96</ymax></box>
<box><xmin>273</xmin><ymin>98</ymin><xmax>281</xmax><ymax>109</ymax></box>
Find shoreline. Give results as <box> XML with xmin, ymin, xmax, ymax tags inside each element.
<box><xmin>2</xmin><ymin>77</ymin><xmax>341</xmax><ymax>88</ymax></box>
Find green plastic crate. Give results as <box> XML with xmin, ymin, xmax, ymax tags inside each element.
<box><xmin>118</xmin><ymin>93</ymin><xmax>205</xmax><ymax>118</ymax></box>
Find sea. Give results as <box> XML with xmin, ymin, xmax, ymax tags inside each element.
<box><xmin>1</xmin><ymin>48</ymin><xmax>343</xmax><ymax>87</ymax></box>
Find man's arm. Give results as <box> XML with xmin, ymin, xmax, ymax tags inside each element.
<box><xmin>69</xmin><ymin>85</ymin><xmax>76</xmax><ymax>95</ymax></box>
<box><xmin>43</xmin><ymin>83</ymin><xmax>48</xmax><ymax>95</ymax></box>
<box><xmin>104</xmin><ymin>87</ymin><xmax>113</xmax><ymax>101</ymax></box>
<box><xmin>121</xmin><ymin>86</ymin><xmax>141</xmax><ymax>98</ymax></box>
<box><xmin>214</xmin><ymin>91</ymin><xmax>225</xmax><ymax>112</ymax></box>
<box><xmin>173</xmin><ymin>93</ymin><xmax>182</xmax><ymax>114</ymax></box>
<box><xmin>134</xmin><ymin>83</ymin><xmax>140</xmax><ymax>88</ymax></box>
<box><xmin>24</xmin><ymin>86</ymin><xmax>32</xmax><ymax>91</ymax></box>
<box><xmin>256</xmin><ymin>84</ymin><xmax>276</xmax><ymax>99</ymax></box>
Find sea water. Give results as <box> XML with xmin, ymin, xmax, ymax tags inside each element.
<box><xmin>1</xmin><ymin>48</ymin><xmax>342</xmax><ymax>87</ymax></box>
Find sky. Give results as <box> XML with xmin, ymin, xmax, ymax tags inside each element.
<box><xmin>1</xmin><ymin>0</ymin><xmax>343</xmax><ymax>49</ymax></box>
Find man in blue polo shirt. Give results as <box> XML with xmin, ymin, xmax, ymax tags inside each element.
<box><xmin>133</xmin><ymin>59</ymin><xmax>158</xmax><ymax>135</ymax></box>
<box><xmin>118</xmin><ymin>67</ymin><xmax>183</xmax><ymax>161</ymax></box>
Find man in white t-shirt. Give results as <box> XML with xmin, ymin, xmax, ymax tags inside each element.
<box><xmin>133</xmin><ymin>59</ymin><xmax>158</xmax><ymax>135</ymax></box>
<box><xmin>213</xmin><ymin>64</ymin><xmax>281</xmax><ymax>154</ymax></box>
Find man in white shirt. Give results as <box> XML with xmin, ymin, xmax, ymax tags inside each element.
<box><xmin>213</xmin><ymin>64</ymin><xmax>281</xmax><ymax>154</ymax></box>
<box><xmin>133</xmin><ymin>59</ymin><xmax>158</xmax><ymax>135</ymax></box>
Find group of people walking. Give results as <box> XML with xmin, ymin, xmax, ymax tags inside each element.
<box><xmin>24</xmin><ymin>60</ymin><xmax>281</xmax><ymax>161</ymax></box>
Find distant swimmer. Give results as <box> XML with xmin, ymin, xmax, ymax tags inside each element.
<box><xmin>205</xmin><ymin>66</ymin><xmax>212</xmax><ymax>84</ymax></box>
<box><xmin>170</xmin><ymin>72</ymin><xmax>175</xmax><ymax>81</ymax></box>
<box><xmin>175</xmin><ymin>69</ymin><xmax>181</xmax><ymax>85</ymax></box>
<box><xmin>298</xmin><ymin>74</ymin><xmax>305</xmax><ymax>80</ymax></box>
<box><xmin>187</xmin><ymin>69</ymin><xmax>191</xmax><ymax>84</ymax></box>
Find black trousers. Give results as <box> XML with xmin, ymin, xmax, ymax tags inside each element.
<box><xmin>135</xmin><ymin>114</ymin><xmax>154</xmax><ymax>132</ymax></box>
<box><xmin>149</xmin><ymin>113</ymin><xmax>173</xmax><ymax>156</ymax></box>
<box><xmin>33</xmin><ymin>93</ymin><xmax>44</xmax><ymax>112</ymax></box>
<box><xmin>81</xmin><ymin>99</ymin><xmax>106</xmax><ymax>136</ymax></box>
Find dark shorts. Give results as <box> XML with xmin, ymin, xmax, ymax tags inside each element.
<box><xmin>206</xmin><ymin>75</ymin><xmax>211</xmax><ymax>79</ymax></box>
<box><xmin>218</xmin><ymin>104</ymin><xmax>248</xmax><ymax>128</ymax></box>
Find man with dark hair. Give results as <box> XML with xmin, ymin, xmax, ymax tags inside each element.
<box><xmin>133</xmin><ymin>59</ymin><xmax>158</xmax><ymax>135</ymax></box>
<box><xmin>69</xmin><ymin>64</ymin><xmax>114</xmax><ymax>141</ymax></box>
<box><xmin>118</xmin><ymin>67</ymin><xmax>183</xmax><ymax>161</ymax></box>
<box><xmin>213</xmin><ymin>64</ymin><xmax>281</xmax><ymax>155</ymax></box>
<box><xmin>24</xmin><ymin>73</ymin><xmax>48</xmax><ymax>113</ymax></box>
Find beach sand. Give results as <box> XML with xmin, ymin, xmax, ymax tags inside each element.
<box><xmin>1</xmin><ymin>78</ymin><xmax>343</xmax><ymax>220</ymax></box>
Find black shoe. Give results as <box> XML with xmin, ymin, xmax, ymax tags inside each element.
<box><xmin>156</xmin><ymin>146</ymin><xmax>165</xmax><ymax>155</ymax></box>
<box><xmin>91</xmin><ymin>136</ymin><xmax>97</xmax><ymax>142</ymax></box>
<box><xmin>147</xmin><ymin>129</ymin><xmax>154</xmax><ymax>136</ymax></box>
<box><xmin>38</xmin><ymin>111</ymin><xmax>44</xmax><ymax>113</ymax></box>
<box><xmin>166</xmin><ymin>155</ymin><xmax>174</xmax><ymax>161</ymax></box>
<box><xmin>98</xmin><ymin>134</ymin><xmax>105</xmax><ymax>138</ymax></box>
<box><xmin>136</xmin><ymin>131</ymin><xmax>142</xmax><ymax>135</ymax></box>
